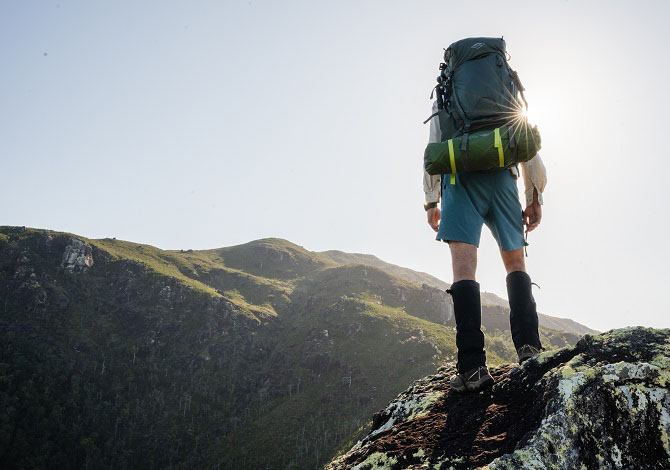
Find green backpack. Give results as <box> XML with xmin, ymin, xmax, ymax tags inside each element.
<box><xmin>424</xmin><ymin>37</ymin><xmax>541</xmax><ymax>182</ymax></box>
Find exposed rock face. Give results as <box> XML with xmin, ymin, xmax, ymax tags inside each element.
<box><xmin>326</xmin><ymin>327</ymin><xmax>670</xmax><ymax>469</ymax></box>
<box><xmin>421</xmin><ymin>284</ymin><xmax>453</xmax><ymax>324</ymax></box>
<box><xmin>60</xmin><ymin>238</ymin><xmax>93</xmax><ymax>271</ymax></box>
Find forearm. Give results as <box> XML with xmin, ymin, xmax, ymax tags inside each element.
<box><xmin>523</xmin><ymin>187</ymin><xmax>543</xmax><ymax>232</ymax></box>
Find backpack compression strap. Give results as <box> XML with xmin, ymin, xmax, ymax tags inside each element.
<box><xmin>494</xmin><ymin>128</ymin><xmax>505</xmax><ymax>167</ymax></box>
<box><xmin>448</xmin><ymin>139</ymin><xmax>456</xmax><ymax>184</ymax></box>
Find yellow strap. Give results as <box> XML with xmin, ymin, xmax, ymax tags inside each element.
<box><xmin>448</xmin><ymin>139</ymin><xmax>456</xmax><ymax>184</ymax></box>
<box><xmin>494</xmin><ymin>127</ymin><xmax>504</xmax><ymax>167</ymax></box>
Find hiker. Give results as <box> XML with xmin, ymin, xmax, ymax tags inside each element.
<box><xmin>422</xmin><ymin>37</ymin><xmax>547</xmax><ymax>392</ymax></box>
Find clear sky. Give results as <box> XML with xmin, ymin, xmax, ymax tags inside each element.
<box><xmin>2</xmin><ymin>0</ymin><xmax>669</xmax><ymax>332</ymax></box>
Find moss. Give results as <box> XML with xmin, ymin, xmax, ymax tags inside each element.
<box><xmin>371</xmin><ymin>391</ymin><xmax>442</xmax><ymax>439</ymax></box>
<box><xmin>412</xmin><ymin>448</ymin><xmax>426</xmax><ymax>458</ymax></box>
<box><xmin>352</xmin><ymin>452</ymin><xmax>398</xmax><ymax>469</ymax></box>
<box><xmin>561</xmin><ymin>365</ymin><xmax>576</xmax><ymax>380</ymax></box>
<box><xmin>534</xmin><ymin>347</ymin><xmax>565</xmax><ymax>366</ymax></box>
<box><xmin>658</xmin><ymin>400</ymin><xmax>670</xmax><ymax>457</ymax></box>
<box><xmin>653</xmin><ymin>354</ymin><xmax>670</xmax><ymax>370</ymax></box>
<box><xmin>493</xmin><ymin>341</ymin><xmax>670</xmax><ymax>468</ymax></box>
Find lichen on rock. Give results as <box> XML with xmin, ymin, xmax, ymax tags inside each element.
<box><xmin>367</xmin><ymin>391</ymin><xmax>442</xmax><ymax>440</ymax></box>
<box><xmin>326</xmin><ymin>327</ymin><xmax>670</xmax><ymax>469</ymax></box>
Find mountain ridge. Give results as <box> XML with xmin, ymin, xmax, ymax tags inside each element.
<box><xmin>46</xmin><ymin>231</ymin><xmax>596</xmax><ymax>335</ymax></box>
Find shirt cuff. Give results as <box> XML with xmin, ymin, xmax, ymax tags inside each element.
<box><xmin>425</xmin><ymin>188</ymin><xmax>440</xmax><ymax>204</ymax></box>
<box><xmin>525</xmin><ymin>185</ymin><xmax>544</xmax><ymax>206</ymax></box>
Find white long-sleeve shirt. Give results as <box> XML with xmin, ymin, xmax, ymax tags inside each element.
<box><xmin>422</xmin><ymin>101</ymin><xmax>546</xmax><ymax>206</ymax></box>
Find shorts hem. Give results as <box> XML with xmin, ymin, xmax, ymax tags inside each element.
<box><xmin>435</xmin><ymin>234</ymin><xmax>481</xmax><ymax>248</ymax></box>
<box><xmin>498</xmin><ymin>239</ymin><xmax>526</xmax><ymax>252</ymax></box>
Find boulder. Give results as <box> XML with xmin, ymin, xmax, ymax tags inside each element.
<box><xmin>326</xmin><ymin>327</ymin><xmax>670</xmax><ymax>469</ymax></box>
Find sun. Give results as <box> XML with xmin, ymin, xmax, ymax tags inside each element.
<box><xmin>493</xmin><ymin>88</ymin><xmax>547</xmax><ymax>133</ymax></box>
<box><xmin>516</xmin><ymin>89</ymin><xmax>551</xmax><ymax>129</ymax></box>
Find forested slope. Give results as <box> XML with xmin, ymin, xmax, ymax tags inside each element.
<box><xmin>0</xmin><ymin>227</ymin><xmax>589</xmax><ymax>468</ymax></box>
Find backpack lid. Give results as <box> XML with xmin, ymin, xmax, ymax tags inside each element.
<box><xmin>444</xmin><ymin>37</ymin><xmax>507</xmax><ymax>70</ymax></box>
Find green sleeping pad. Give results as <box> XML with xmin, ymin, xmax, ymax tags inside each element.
<box><xmin>424</xmin><ymin>124</ymin><xmax>541</xmax><ymax>180</ymax></box>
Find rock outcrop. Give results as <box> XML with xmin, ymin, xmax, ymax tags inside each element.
<box><xmin>327</xmin><ymin>327</ymin><xmax>670</xmax><ymax>469</ymax></box>
<box><xmin>60</xmin><ymin>237</ymin><xmax>94</xmax><ymax>271</ymax></box>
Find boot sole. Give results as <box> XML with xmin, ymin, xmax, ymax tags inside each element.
<box><xmin>465</xmin><ymin>375</ymin><xmax>494</xmax><ymax>392</ymax></box>
<box><xmin>518</xmin><ymin>354</ymin><xmax>536</xmax><ymax>364</ymax></box>
<box><xmin>450</xmin><ymin>375</ymin><xmax>494</xmax><ymax>393</ymax></box>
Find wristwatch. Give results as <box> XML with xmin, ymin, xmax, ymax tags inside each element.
<box><xmin>424</xmin><ymin>201</ymin><xmax>438</xmax><ymax>211</ymax></box>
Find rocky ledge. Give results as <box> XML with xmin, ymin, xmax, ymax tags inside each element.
<box><xmin>326</xmin><ymin>327</ymin><xmax>670</xmax><ymax>469</ymax></box>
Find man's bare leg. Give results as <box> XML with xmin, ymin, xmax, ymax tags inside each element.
<box><xmin>450</xmin><ymin>241</ymin><xmax>478</xmax><ymax>281</ymax></box>
<box><xmin>500</xmin><ymin>247</ymin><xmax>525</xmax><ymax>274</ymax></box>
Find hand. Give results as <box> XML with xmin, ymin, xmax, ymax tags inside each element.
<box><xmin>427</xmin><ymin>207</ymin><xmax>440</xmax><ymax>232</ymax></box>
<box><xmin>523</xmin><ymin>189</ymin><xmax>542</xmax><ymax>233</ymax></box>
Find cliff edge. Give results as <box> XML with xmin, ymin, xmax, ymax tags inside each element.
<box><xmin>326</xmin><ymin>327</ymin><xmax>670</xmax><ymax>469</ymax></box>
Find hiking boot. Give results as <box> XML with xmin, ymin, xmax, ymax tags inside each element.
<box><xmin>517</xmin><ymin>344</ymin><xmax>542</xmax><ymax>364</ymax></box>
<box><xmin>449</xmin><ymin>366</ymin><xmax>494</xmax><ymax>392</ymax></box>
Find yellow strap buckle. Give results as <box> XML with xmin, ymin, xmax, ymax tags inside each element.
<box><xmin>494</xmin><ymin>127</ymin><xmax>505</xmax><ymax>168</ymax></box>
<box><xmin>448</xmin><ymin>139</ymin><xmax>456</xmax><ymax>185</ymax></box>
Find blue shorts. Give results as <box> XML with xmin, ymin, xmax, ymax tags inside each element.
<box><xmin>436</xmin><ymin>169</ymin><xmax>525</xmax><ymax>252</ymax></box>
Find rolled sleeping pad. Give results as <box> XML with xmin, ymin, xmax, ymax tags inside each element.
<box><xmin>424</xmin><ymin>124</ymin><xmax>542</xmax><ymax>182</ymax></box>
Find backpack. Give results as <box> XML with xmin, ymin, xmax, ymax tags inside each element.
<box><xmin>424</xmin><ymin>37</ymin><xmax>541</xmax><ymax>180</ymax></box>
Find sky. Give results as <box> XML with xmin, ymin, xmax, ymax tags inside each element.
<box><xmin>2</xmin><ymin>0</ymin><xmax>669</xmax><ymax>332</ymax></box>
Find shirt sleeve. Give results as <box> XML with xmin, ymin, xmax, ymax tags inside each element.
<box><xmin>423</xmin><ymin>101</ymin><xmax>442</xmax><ymax>204</ymax></box>
<box><xmin>520</xmin><ymin>152</ymin><xmax>547</xmax><ymax>206</ymax></box>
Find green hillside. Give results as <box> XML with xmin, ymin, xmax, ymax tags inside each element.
<box><xmin>0</xmin><ymin>227</ymin><xmax>591</xmax><ymax>469</ymax></box>
<box><xmin>319</xmin><ymin>250</ymin><xmax>598</xmax><ymax>337</ymax></box>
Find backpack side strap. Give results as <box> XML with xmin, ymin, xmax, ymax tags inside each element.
<box><xmin>510</xmin><ymin>69</ymin><xmax>528</xmax><ymax>109</ymax></box>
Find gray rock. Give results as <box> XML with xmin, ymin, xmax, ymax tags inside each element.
<box><xmin>326</xmin><ymin>327</ymin><xmax>670</xmax><ymax>469</ymax></box>
<box><xmin>61</xmin><ymin>238</ymin><xmax>94</xmax><ymax>271</ymax></box>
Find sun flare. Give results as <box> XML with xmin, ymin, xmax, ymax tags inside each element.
<box><xmin>519</xmin><ymin>105</ymin><xmax>538</xmax><ymax>124</ymax></box>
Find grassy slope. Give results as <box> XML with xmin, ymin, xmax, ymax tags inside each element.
<box><xmin>320</xmin><ymin>248</ymin><xmax>600</xmax><ymax>336</ymax></box>
<box><xmin>320</xmin><ymin>250</ymin><xmax>451</xmax><ymax>290</ymax></box>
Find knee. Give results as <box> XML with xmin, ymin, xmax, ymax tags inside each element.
<box><xmin>451</xmin><ymin>243</ymin><xmax>477</xmax><ymax>281</ymax></box>
<box><xmin>453</xmin><ymin>261</ymin><xmax>476</xmax><ymax>281</ymax></box>
<box><xmin>505</xmin><ymin>263</ymin><xmax>526</xmax><ymax>274</ymax></box>
<box><xmin>501</xmin><ymin>247</ymin><xmax>526</xmax><ymax>274</ymax></box>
